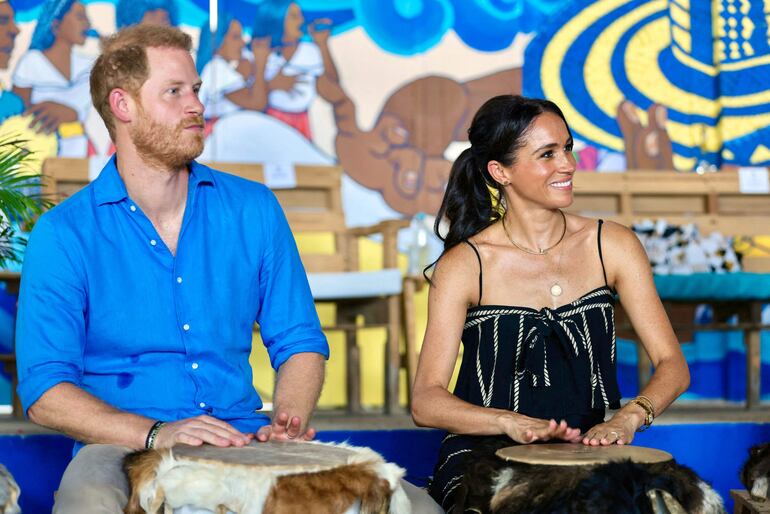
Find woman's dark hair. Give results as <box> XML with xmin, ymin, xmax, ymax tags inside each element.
<box><xmin>432</xmin><ymin>95</ymin><xmax>571</xmax><ymax>262</ymax></box>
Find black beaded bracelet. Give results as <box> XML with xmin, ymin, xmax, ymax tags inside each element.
<box><xmin>145</xmin><ymin>420</ymin><xmax>166</xmax><ymax>449</ymax></box>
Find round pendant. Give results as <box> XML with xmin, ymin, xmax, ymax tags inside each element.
<box><xmin>550</xmin><ymin>284</ymin><xmax>563</xmax><ymax>297</ymax></box>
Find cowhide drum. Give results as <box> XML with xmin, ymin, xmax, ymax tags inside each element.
<box><xmin>123</xmin><ymin>440</ymin><xmax>410</xmax><ymax>514</ymax></box>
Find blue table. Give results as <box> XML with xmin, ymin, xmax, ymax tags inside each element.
<box><xmin>618</xmin><ymin>273</ymin><xmax>770</xmax><ymax>408</ymax></box>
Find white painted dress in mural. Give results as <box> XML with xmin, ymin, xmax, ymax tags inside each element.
<box><xmin>198</xmin><ymin>55</ymin><xmax>245</xmax><ymax>119</ymax></box>
<box><xmin>264</xmin><ymin>41</ymin><xmax>324</xmax><ymax>114</ymax></box>
<box><xmin>12</xmin><ymin>50</ymin><xmax>94</xmax><ymax>157</ymax></box>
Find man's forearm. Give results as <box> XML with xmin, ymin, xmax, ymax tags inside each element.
<box><xmin>272</xmin><ymin>352</ymin><xmax>325</xmax><ymax>428</ymax></box>
<box><xmin>28</xmin><ymin>382</ymin><xmax>154</xmax><ymax>449</ymax></box>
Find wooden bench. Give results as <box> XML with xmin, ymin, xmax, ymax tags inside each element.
<box><xmin>570</xmin><ymin>170</ymin><xmax>770</xmax><ymax>408</ymax></box>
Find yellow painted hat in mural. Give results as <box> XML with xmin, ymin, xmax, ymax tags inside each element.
<box><xmin>524</xmin><ymin>0</ymin><xmax>770</xmax><ymax>169</ymax></box>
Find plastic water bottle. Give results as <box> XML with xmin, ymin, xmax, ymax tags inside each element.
<box><xmin>408</xmin><ymin>212</ymin><xmax>431</xmax><ymax>276</ymax></box>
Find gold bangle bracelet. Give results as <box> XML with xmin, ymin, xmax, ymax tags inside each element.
<box><xmin>635</xmin><ymin>395</ymin><xmax>656</xmax><ymax>417</ymax></box>
<box><xmin>629</xmin><ymin>397</ymin><xmax>654</xmax><ymax>432</ymax></box>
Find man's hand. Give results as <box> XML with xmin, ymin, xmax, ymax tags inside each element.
<box><xmin>256</xmin><ymin>411</ymin><xmax>316</xmax><ymax>442</ymax></box>
<box><xmin>153</xmin><ymin>415</ymin><xmax>253</xmax><ymax>449</ymax></box>
<box><xmin>25</xmin><ymin>101</ymin><xmax>78</xmax><ymax>134</ymax></box>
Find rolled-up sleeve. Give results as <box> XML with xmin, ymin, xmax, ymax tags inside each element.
<box><xmin>16</xmin><ymin>215</ymin><xmax>87</xmax><ymax>414</ymax></box>
<box><xmin>255</xmin><ymin>191</ymin><xmax>329</xmax><ymax>370</ymax></box>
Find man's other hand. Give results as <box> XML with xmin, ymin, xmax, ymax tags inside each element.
<box><xmin>256</xmin><ymin>411</ymin><xmax>316</xmax><ymax>442</ymax></box>
<box><xmin>153</xmin><ymin>415</ymin><xmax>253</xmax><ymax>449</ymax></box>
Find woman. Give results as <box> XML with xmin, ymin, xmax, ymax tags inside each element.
<box><xmin>12</xmin><ymin>0</ymin><xmax>93</xmax><ymax>156</ymax></box>
<box><xmin>252</xmin><ymin>0</ymin><xmax>327</xmax><ymax>139</ymax></box>
<box><xmin>197</xmin><ymin>13</ymin><xmax>260</xmax><ymax>122</ymax></box>
<box><xmin>410</xmin><ymin>95</ymin><xmax>690</xmax><ymax>512</ymax></box>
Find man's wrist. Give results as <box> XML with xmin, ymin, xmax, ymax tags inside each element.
<box><xmin>145</xmin><ymin>420</ymin><xmax>166</xmax><ymax>449</ymax></box>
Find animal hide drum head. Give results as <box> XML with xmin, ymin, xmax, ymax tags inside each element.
<box><xmin>171</xmin><ymin>441</ymin><xmax>361</xmax><ymax>473</ymax></box>
<box><xmin>496</xmin><ymin>444</ymin><xmax>673</xmax><ymax>466</ymax></box>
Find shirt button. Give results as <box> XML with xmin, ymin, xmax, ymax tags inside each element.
<box><xmin>199</xmin><ymin>402</ymin><xmax>206</xmax><ymax>408</ymax></box>
<box><xmin>177</xmin><ymin>276</ymin><xmax>183</xmax><ymax>284</ymax></box>
<box><xmin>191</xmin><ymin>362</ymin><xmax>199</xmax><ymax>370</ymax></box>
<box><xmin>150</xmin><ymin>239</ymin><xmax>157</xmax><ymax>246</ymax></box>
<box><xmin>183</xmin><ymin>323</ymin><xmax>190</xmax><ymax>331</ymax></box>
<box><xmin>129</xmin><ymin>205</ymin><xmax>136</xmax><ymax>212</ymax></box>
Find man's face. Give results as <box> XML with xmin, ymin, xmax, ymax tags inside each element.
<box><xmin>0</xmin><ymin>2</ymin><xmax>19</xmax><ymax>70</ymax></box>
<box><xmin>128</xmin><ymin>47</ymin><xmax>205</xmax><ymax>169</ymax></box>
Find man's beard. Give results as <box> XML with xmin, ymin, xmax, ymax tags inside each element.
<box><xmin>129</xmin><ymin>106</ymin><xmax>205</xmax><ymax>170</ymax></box>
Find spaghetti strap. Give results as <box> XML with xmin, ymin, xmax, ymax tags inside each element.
<box><xmin>597</xmin><ymin>219</ymin><xmax>609</xmax><ymax>287</ymax></box>
<box><xmin>463</xmin><ymin>240</ymin><xmax>483</xmax><ymax>306</ymax></box>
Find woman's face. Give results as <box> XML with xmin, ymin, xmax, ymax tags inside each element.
<box><xmin>217</xmin><ymin>19</ymin><xmax>244</xmax><ymax>61</ymax></box>
<box><xmin>282</xmin><ymin>3</ymin><xmax>304</xmax><ymax>43</ymax></box>
<box><xmin>501</xmin><ymin>112</ymin><xmax>576</xmax><ymax>209</ymax></box>
<box><xmin>0</xmin><ymin>2</ymin><xmax>19</xmax><ymax>70</ymax></box>
<box><xmin>55</xmin><ymin>1</ymin><xmax>90</xmax><ymax>46</ymax></box>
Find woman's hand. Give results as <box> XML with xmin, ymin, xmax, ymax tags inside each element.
<box><xmin>498</xmin><ymin>413</ymin><xmax>582</xmax><ymax>444</ymax></box>
<box><xmin>582</xmin><ymin>409</ymin><xmax>643</xmax><ymax>446</ymax></box>
<box><xmin>26</xmin><ymin>101</ymin><xmax>78</xmax><ymax>134</ymax></box>
<box><xmin>308</xmin><ymin>18</ymin><xmax>332</xmax><ymax>46</ymax></box>
<box><xmin>251</xmin><ymin>36</ymin><xmax>271</xmax><ymax>64</ymax></box>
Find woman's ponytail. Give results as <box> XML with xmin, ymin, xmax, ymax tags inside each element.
<box><xmin>435</xmin><ymin>147</ymin><xmax>499</xmax><ymax>252</ymax></box>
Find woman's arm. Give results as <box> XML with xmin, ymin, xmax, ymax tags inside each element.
<box><xmin>411</xmin><ymin>242</ymin><xmax>582</xmax><ymax>444</ymax></box>
<box><xmin>582</xmin><ymin>221</ymin><xmax>690</xmax><ymax>445</ymax></box>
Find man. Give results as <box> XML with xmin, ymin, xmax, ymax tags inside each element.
<box><xmin>15</xmin><ymin>25</ymin><xmax>328</xmax><ymax>512</ymax></box>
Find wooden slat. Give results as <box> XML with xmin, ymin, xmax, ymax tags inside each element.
<box><xmin>571</xmin><ymin>170</ymin><xmax>770</xmax><ymax>236</ymax></box>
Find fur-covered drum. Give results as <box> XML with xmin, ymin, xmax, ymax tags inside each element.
<box><xmin>0</xmin><ymin>464</ymin><xmax>20</xmax><ymax>514</ymax></box>
<box><xmin>450</xmin><ymin>439</ymin><xmax>726</xmax><ymax>514</ymax></box>
<box><xmin>123</xmin><ymin>440</ymin><xmax>411</xmax><ymax>514</ymax></box>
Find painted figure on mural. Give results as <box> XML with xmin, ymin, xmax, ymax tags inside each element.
<box><xmin>318</xmin><ymin>65</ymin><xmax>521</xmax><ymax>216</ymax></box>
<box><xmin>0</xmin><ymin>0</ymin><xmax>22</xmax><ymax>123</ymax></box>
<box><xmin>252</xmin><ymin>0</ymin><xmax>326</xmax><ymax>140</ymax></box>
<box><xmin>198</xmin><ymin>3</ymin><xmax>337</xmax><ymax>165</ymax></box>
<box><xmin>115</xmin><ymin>0</ymin><xmax>176</xmax><ymax>28</ymax></box>
<box><xmin>617</xmin><ymin>100</ymin><xmax>674</xmax><ymax>170</ymax></box>
<box><xmin>12</xmin><ymin>0</ymin><xmax>94</xmax><ymax>157</ymax></box>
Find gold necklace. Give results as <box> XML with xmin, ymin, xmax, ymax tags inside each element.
<box><xmin>502</xmin><ymin>210</ymin><xmax>567</xmax><ymax>255</ymax></box>
<box><xmin>550</xmin><ymin>242</ymin><xmax>565</xmax><ymax>297</ymax></box>
<box><xmin>502</xmin><ymin>210</ymin><xmax>567</xmax><ymax>297</ymax></box>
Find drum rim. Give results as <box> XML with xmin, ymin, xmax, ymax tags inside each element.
<box><xmin>495</xmin><ymin>443</ymin><xmax>673</xmax><ymax>466</ymax></box>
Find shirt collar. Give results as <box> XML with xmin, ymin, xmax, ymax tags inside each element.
<box><xmin>93</xmin><ymin>155</ymin><xmax>215</xmax><ymax>206</ymax></box>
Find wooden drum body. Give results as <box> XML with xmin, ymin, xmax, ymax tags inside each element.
<box><xmin>123</xmin><ymin>441</ymin><xmax>410</xmax><ymax>514</ymax></box>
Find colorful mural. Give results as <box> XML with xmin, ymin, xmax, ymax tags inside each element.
<box><xmin>0</xmin><ymin>0</ymin><xmax>767</xmax><ymax>220</ymax></box>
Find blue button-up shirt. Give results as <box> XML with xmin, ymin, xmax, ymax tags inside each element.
<box><xmin>16</xmin><ymin>157</ymin><xmax>328</xmax><ymax>438</ymax></box>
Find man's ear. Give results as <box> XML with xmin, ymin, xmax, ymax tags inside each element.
<box><xmin>109</xmin><ymin>88</ymin><xmax>134</xmax><ymax>124</ymax></box>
